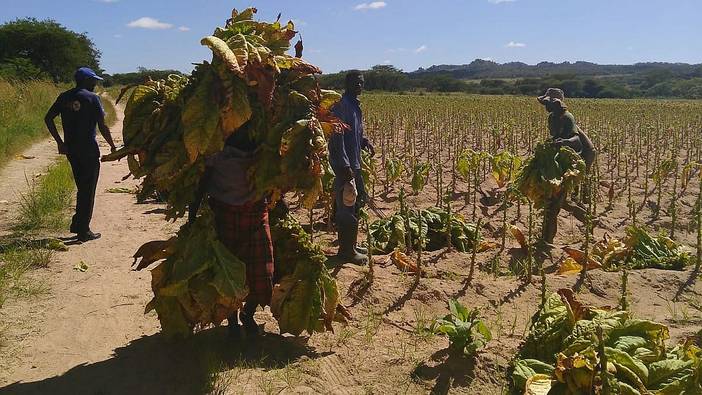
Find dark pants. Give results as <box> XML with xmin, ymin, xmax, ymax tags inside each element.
<box><xmin>67</xmin><ymin>153</ymin><xmax>100</xmax><ymax>234</ymax></box>
<box><xmin>333</xmin><ymin>169</ymin><xmax>366</xmax><ymax>229</ymax></box>
<box><xmin>542</xmin><ymin>192</ymin><xmax>565</xmax><ymax>244</ymax></box>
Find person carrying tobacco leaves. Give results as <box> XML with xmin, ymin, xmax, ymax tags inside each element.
<box><xmin>328</xmin><ymin>70</ymin><xmax>375</xmax><ymax>265</ymax></box>
<box><xmin>189</xmin><ymin>126</ymin><xmax>273</xmax><ymax>340</ymax></box>
<box><xmin>536</xmin><ymin>88</ymin><xmax>596</xmax><ymax>248</ymax></box>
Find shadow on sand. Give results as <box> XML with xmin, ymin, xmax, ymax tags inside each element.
<box><xmin>1</xmin><ymin>327</ymin><xmax>327</xmax><ymax>395</ymax></box>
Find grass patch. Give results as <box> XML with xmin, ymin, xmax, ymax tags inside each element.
<box><xmin>0</xmin><ymin>158</ymin><xmax>74</xmax><ymax>334</ymax></box>
<box><xmin>0</xmin><ymin>79</ymin><xmax>63</xmax><ymax>167</ymax></box>
<box><xmin>0</xmin><ymin>245</ymin><xmax>53</xmax><ymax>307</ymax></box>
<box><xmin>15</xmin><ymin>158</ymin><xmax>75</xmax><ymax>232</ymax></box>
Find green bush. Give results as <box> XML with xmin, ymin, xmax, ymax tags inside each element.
<box><xmin>0</xmin><ymin>79</ymin><xmax>63</xmax><ymax>166</ymax></box>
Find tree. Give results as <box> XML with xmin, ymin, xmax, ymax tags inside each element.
<box><xmin>0</xmin><ymin>18</ymin><xmax>101</xmax><ymax>82</ymax></box>
<box><xmin>582</xmin><ymin>79</ymin><xmax>603</xmax><ymax>98</ymax></box>
<box><xmin>0</xmin><ymin>57</ymin><xmax>49</xmax><ymax>80</ymax></box>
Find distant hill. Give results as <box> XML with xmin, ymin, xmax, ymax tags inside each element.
<box><xmin>319</xmin><ymin>60</ymin><xmax>702</xmax><ymax>99</ymax></box>
<box><xmin>413</xmin><ymin>59</ymin><xmax>702</xmax><ymax>80</ymax></box>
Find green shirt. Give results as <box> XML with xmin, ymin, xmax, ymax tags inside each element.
<box><xmin>548</xmin><ymin>111</ymin><xmax>577</xmax><ymax>140</ymax></box>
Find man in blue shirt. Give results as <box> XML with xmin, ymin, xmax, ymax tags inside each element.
<box><xmin>44</xmin><ymin>67</ymin><xmax>116</xmax><ymax>242</ymax></box>
<box><xmin>328</xmin><ymin>71</ymin><xmax>375</xmax><ymax>265</ymax></box>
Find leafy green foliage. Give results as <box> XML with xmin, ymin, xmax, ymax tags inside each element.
<box><xmin>0</xmin><ymin>18</ymin><xmax>101</xmax><ymax>82</ymax></box>
<box><xmin>369</xmin><ymin>207</ymin><xmax>479</xmax><ymax>253</ymax></box>
<box><xmin>490</xmin><ymin>150</ymin><xmax>522</xmax><ymax>188</ymax></box>
<box><xmin>511</xmin><ymin>289</ymin><xmax>702</xmax><ymax>395</ymax></box>
<box><xmin>456</xmin><ymin>148</ymin><xmax>488</xmax><ymax>180</ymax></box>
<box><xmin>622</xmin><ymin>226</ymin><xmax>691</xmax><ymax>270</ymax></box>
<box><xmin>269</xmin><ymin>212</ymin><xmax>341</xmax><ymax>336</ymax></box>
<box><xmin>411</xmin><ymin>162</ymin><xmax>431</xmax><ymax>194</ymax></box>
<box><xmin>134</xmin><ymin>208</ymin><xmax>248</xmax><ymax>339</ymax></box>
<box><xmin>385</xmin><ymin>157</ymin><xmax>404</xmax><ymax>184</ymax></box>
<box><xmin>114</xmin><ymin>8</ymin><xmax>346</xmax><ymax>338</ymax></box>
<box><xmin>430</xmin><ymin>299</ymin><xmax>491</xmax><ymax>356</ymax></box>
<box><xmin>515</xmin><ymin>142</ymin><xmax>585</xmax><ymax>209</ymax></box>
<box><xmin>105</xmin><ymin>8</ymin><xmax>343</xmax><ymax>219</ymax></box>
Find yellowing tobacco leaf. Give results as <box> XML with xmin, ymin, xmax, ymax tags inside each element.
<box><xmin>509</xmin><ymin>224</ymin><xmax>528</xmax><ymax>250</ymax></box>
<box><xmin>200</xmin><ymin>36</ymin><xmax>242</xmax><ymax>75</ymax></box>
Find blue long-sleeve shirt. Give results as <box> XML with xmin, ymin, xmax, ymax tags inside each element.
<box><xmin>328</xmin><ymin>93</ymin><xmax>369</xmax><ymax>171</ymax></box>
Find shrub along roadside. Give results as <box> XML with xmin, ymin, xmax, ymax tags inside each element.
<box><xmin>0</xmin><ymin>79</ymin><xmax>63</xmax><ymax>166</ymax></box>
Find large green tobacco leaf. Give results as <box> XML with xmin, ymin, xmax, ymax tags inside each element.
<box><xmin>411</xmin><ymin>162</ymin><xmax>431</xmax><ymax>194</ymax></box>
<box><xmin>200</xmin><ymin>36</ymin><xmax>242</xmax><ymax>74</ymax></box>
<box><xmin>123</xmin><ymin>85</ymin><xmax>159</xmax><ymax>144</ymax></box>
<box><xmin>181</xmin><ymin>67</ymin><xmax>221</xmax><ymax>162</ymax></box>
<box><xmin>512</xmin><ymin>359</ymin><xmax>555</xmax><ymax>391</ymax></box>
<box><xmin>490</xmin><ymin>150</ymin><xmax>521</xmax><ymax>188</ymax></box>
<box><xmin>210</xmin><ymin>241</ymin><xmax>248</xmax><ymax>302</ymax></box>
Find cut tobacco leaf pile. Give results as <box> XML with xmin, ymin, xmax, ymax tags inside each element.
<box><xmin>134</xmin><ymin>207</ymin><xmax>247</xmax><ymax>338</ymax></box>
<box><xmin>560</xmin><ymin>226</ymin><xmax>691</xmax><ymax>274</ymax></box>
<box><xmin>369</xmin><ymin>206</ymin><xmax>479</xmax><ymax>253</ymax></box>
<box><xmin>515</xmin><ymin>142</ymin><xmax>586</xmax><ymax>209</ymax></box>
<box><xmin>269</xmin><ymin>209</ymin><xmax>349</xmax><ymax>336</ymax></box>
<box><xmin>511</xmin><ymin>289</ymin><xmax>702</xmax><ymax>394</ymax></box>
<box><xmin>111</xmin><ymin>8</ymin><xmax>347</xmax><ymax>338</ymax></box>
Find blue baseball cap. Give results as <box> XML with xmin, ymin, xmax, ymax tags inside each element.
<box><xmin>74</xmin><ymin>67</ymin><xmax>103</xmax><ymax>82</ymax></box>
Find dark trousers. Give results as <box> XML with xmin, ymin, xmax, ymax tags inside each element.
<box><xmin>67</xmin><ymin>153</ymin><xmax>100</xmax><ymax>234</ymax></box>
<box><xmin>333</xmin><ymin>169</ymin><xmax>366</xmax><ymax>229</ymax></box>
<box><xmin>542</xmin><ymin>192</ymin><xmax>565</xmax><ymax>244</ymax></box>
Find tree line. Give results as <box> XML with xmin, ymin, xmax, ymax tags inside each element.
<box><xmin>2</xmin><ymin>18</ymin><xmax>700</xmax><ymax>99</ymax></box>
<box><xmin>320</xmin><ymin>64</ymin><xmax>702</xmax><ymax>99</ymax></box>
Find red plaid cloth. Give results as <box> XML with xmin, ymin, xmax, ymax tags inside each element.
<box><xmin>209</xmin><ymin>198</ymin><xmax>274</xmax><ymax>306</ymax></box>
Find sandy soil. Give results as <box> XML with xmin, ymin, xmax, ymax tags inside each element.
<box><xmin>0</xmin><ymin>103</ymin><xmax>700</xmax><ymax>395</ymax></box>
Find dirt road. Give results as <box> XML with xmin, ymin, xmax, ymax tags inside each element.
<box><xmin>0</xmin><ymin>104</ymin><xmax>191</xmax><ymax>394</ymax></box>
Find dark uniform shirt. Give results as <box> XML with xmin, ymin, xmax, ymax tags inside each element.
<box><xmin>49</xmin><ymin>88</ymin><xmax>105</xmax><ymax>156</ymax></box>
<box><xmin>328</xmin><ymin>93</ymin><xmax>369</xmax><ymax>172</ymax></box>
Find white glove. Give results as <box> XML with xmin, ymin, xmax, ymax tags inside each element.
<box><xmin>342</xmin><ymin>179</ymin><xmax>358</xmax><ymax>207</ymax></box>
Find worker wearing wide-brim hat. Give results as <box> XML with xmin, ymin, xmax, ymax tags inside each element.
<box><xmin>535</xmin><ymin>88</ymin><xmax>597</xmax><ymax>249</ymax></box>
<box><xmin>537</xmin><ymin>87</ymin><xmax>565</xmax><ymax>103</ymax></box>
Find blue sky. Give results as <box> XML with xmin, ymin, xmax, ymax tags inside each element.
<box><xmin>3</xmin><ymin>0</ymin><xmax>701</xmax><ymax>75</ymax></box>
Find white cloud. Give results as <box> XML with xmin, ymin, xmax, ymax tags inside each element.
<box><xmin>382</xmin><ymin>60</ymin><xmax>392</xmax><ymax>64</ymax></box>
<box><xmin>479</xmin><ymin>57</ymin><xmax>494</xmax><ymax>61</ymax></box>
<box><xmin>127</xmin><ymin>17</ymin><xmax>173</xmax><ymax>30</ymax></box>
<box><xmin>178</xmin><ymin>26</ymin><xmax>191</xmax><ymax>32</ymax></box>
<box><xmin>354</xmin><ymin>2</ymin><xmax>387</xmax><ymax>11</ymax></box>
<box><xmin>506</xmin><ymin>41</ymin><xmax>526</xmax><ymax>48</ymax></box>
<box><xmin>489</xmin><ymin>0</ymin><xmax>516</xmax><ymax>3</ymax></box>
<box><xmin>414</xmin><ymin>44</ymin><xmax>427</xmax><ymax>54</ymax></box>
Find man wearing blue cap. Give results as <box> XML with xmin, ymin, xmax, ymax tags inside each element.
<box><xmin>44</xmin><ymin>67</ymin><xmax>117</xmax><ymax>242</ymax></box>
